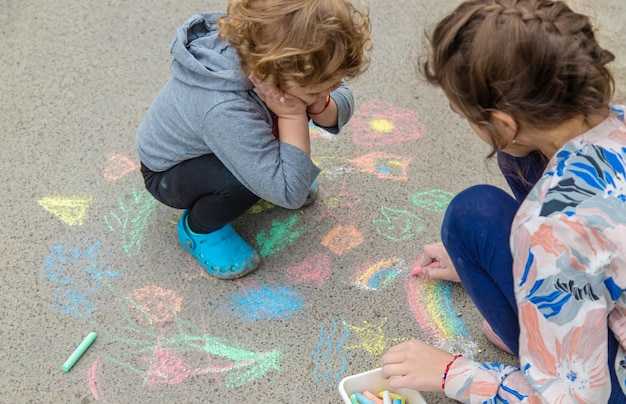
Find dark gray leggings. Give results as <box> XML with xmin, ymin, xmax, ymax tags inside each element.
<box><xmin>141</xmin><ymin>154</ymin><xmax>260</xmax><ymax>233</ymax></box>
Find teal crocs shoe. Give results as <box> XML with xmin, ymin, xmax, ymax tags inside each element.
<box><xmin>177</xmin><ymin>210</ymin><xmax>260</xmax><ymax>279</ymax></box>
<box><xmin>301</xmin><ymin>180</ymin><xmax>319</xmax><ymax>207</ymax></box>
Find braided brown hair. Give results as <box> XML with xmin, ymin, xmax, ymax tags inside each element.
<box><xmin>423</xmin><ymin>0</ymin><xmax>615</xmax><ymax>155</ymax></box>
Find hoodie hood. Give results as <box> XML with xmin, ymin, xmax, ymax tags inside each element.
<box><xmin>169</xmin><ymin>12</ymin><xmax>252</xmax><ymax>92</ymax></box>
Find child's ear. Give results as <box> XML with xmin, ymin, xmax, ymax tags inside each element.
<box><xmin>490</xmin><ymin>110</ymin><xmax>518</xmax><ymax>141</ymax></box>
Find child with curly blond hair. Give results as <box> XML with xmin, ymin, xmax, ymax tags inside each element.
<box><xmin>137</xmin><ymin>0</ymin><xmax>372</xmax><ymax>279</ymax></box>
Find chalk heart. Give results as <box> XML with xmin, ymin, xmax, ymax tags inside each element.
<box><xmin>349</xmin><ymin>99</ymin><xmax>425</xmax><ymax>147</ymax></box>
<box><xmin>104</xmin><ymin>154</ymin><xmax>140</xmax><ymax>181</ymax></box>
<box><xmin>128</xmin><ymin>284</ymin><xmax>183</xmax><ymax>325</ymax></box>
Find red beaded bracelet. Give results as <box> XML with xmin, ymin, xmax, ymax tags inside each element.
<box><xmin>441</xmin><ymin>354</ymin><xmax>463</xmax><ymax>391</ymax></box>
<box><xmin>307</xmin><ymin>95</ymin><xmax>331</xmax><ymax>115</ymax></box>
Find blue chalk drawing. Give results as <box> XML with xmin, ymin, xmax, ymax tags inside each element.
<box><xmin>312</xmin><ymin>316</ymin><xmax>350</xmax><ymax>388</ymax></box>
<box><xmin>231</xmin><ymin>286</ymin><xmax>305</xmax><ymax>321</ymax></box>
<box><xmin>42</xmin><ymin>242</ymin><xmax>121</xmax><ymax>317</ymax></box>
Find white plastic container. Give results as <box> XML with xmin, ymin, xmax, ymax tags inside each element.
<box><xmin>338</xmin><ymin>367</ymin><xmax>428</xmax><ymax>403</ymax></box>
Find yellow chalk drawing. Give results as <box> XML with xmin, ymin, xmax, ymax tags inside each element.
<box><xmin>343</xmin><ymin>318</ymin><xmax>407</xmax><ymax>356</ymax></box>
<box><xmin>369</xmin><ymin>119</ymin><xmax>394</xmax><ymax>133</ymax></box>
<box><xmin>37</xmin><ymin>196</ymin><xmax>93</xmax><ymax>226</ymax></box>
<box><xmin>248</xmin><ymin>200</ymin><xmax>276</xmax><ymax>214</ymax></box>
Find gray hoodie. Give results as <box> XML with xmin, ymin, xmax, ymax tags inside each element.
<box><xmin>136</xmin><ymin>12</ymin><xmax>355</xmax><ymax>209</ymax></box>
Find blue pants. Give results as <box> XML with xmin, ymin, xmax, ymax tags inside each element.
<box><xmin>141</xmin><ymin>154</ymin><xmax>260</xmax><ymax>233</ymax></box>
<box><xmin>442</xmin><ymin>152</ymin><xmax>625</xmax><ymax>401</ymax></box>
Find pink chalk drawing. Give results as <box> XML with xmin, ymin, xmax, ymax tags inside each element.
<box><xmin>88</xmin><ymin>356</ymin><xmax>107</xmax><ymax>403</ymax></box>
<box><xmin>97</xmin><ymin>290</ymin><xmax>281</xmax><ymax>394</ymax></box>
<box><xmin>140</xmin><ymin>348</ymin><xmax>241</xmax><ymax>387</ymax></box>
<box><xmin>127</xmin><ymin>284</ymin><xmax>183</xmax><ymax>325</ymax></box>
<box><xmin>103</xmin><ymin>154</ymin><xmax>140</xmax><ymax>182</ymax></box>
<box><xmin>285</xmin><ymin>252</ymin><xmax>332</xmax><ymax>287</ymax></box>
<box><xmin>349</xmin><ymin>99</ymin><xmax>425</xmax><ymax>147</ymax></box>
<box><xmin>348</xmin><ymin>152</ymin><xmax>412</xmax><ymax>181</ymax></box>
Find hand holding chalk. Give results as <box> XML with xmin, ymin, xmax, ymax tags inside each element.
<box><xmin>411</xmin><ymin>254</ymin><xmax>441</xmax><ymax>276</ymax></box>
<box><xmin>61</xmin><ymin>332</ymin><xmax>97</xmax><ymax>372</ymax></box>
<box><xmin>412</xmin><ymin>243</ymin><xmax>461</xmax><ymax>282</ymax></box>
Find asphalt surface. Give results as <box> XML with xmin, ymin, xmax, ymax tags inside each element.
<box><xmin>1</xmin><ymin>0</ymin><xmax>625</xmax><ymax>402</ymax></box>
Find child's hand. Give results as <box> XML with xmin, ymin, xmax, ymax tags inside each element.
<box><xmin>381</xmin><ymin>340</ymin><xmax>454</xmax><ymax>392</ymax></box>
<box><xmin>412</xmin><ymin>242</ymin><xmax>460</xmax><ymax>282</ymax></box>
<box><xmin>249</xmin><ymin>75</ymin><xmax>307</xmax><ymax>117</ymax></box>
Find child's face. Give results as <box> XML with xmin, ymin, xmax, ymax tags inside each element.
<box><xmin>283</xmin><ymin>79</ymin><xmax>342</xmax><ymax>106</ymax></box>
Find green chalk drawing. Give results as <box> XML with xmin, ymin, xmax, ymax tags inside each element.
<box><xmin>410</xmin><ymin>189</ymin><xmax>454</xmax><ymax>212</ymax></box>
<box><xmin>104</xmin><ymin>186</ymin><xmax>157</xmax><ymax>257</ymax></box>
<box><xmin>255</xmin><ymin>214</ymin><xmax>303</xmax><ymax>257</ymax></box>
<box><xmin>103</xmin><ymin>285</ymin><xmax>281</xmax><ymax>388</ymax></box>
<box><xmin>373</xmin><ymin>206</ymin><xmax>425</xmax><ymax>242</ymax></box>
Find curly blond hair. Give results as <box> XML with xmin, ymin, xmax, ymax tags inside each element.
<box><xmin>218</xmin><ymin>0</ymin><xmax>372</xmax><ymax>89</ymax></box>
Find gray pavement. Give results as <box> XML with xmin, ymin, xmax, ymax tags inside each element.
<box><xmin>1</xmin><ymin>0</ymin><xmax>625</xmax><ymax>403</ymax></box>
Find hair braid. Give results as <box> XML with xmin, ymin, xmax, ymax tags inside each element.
<box><xmin>423</xmin><ymin>0</ymin><xmax>615</xmax><ymax>156</ymax></box>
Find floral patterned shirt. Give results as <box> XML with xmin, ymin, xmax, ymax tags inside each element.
<box><xmin>445</xmin><ymin>109</ymin><xmax>626</xmax><ymax>403</ymax></box>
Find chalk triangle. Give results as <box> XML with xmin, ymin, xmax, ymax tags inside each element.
<box><xmin>38</xmin><ymin>196</ymin><xmax>93</xmax><ymax>226</ymax></box>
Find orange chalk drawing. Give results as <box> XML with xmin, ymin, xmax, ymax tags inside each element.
<box><xmin>37</xmin><ymin>196</ymin><xmax>92</xmax><ymax>226</ymax></box>
<box><xmin>348</xmin><ymin>152</ymin><xmax>411</xmax><ymax>181</ymax></box>
<box><xmin>127</xmin><ymin>284</ymin><xmax>183</xmax><ymax>325</ymax></box>
<box><xmin>349</xmin><ymin>99</ymin><xmax>425</xmax><ymax>147</ymax></box>
<box><xmin>321</xmin><ymin>225</ymin><xmax>363</xmax><ymax>256</ymax></box>
<box><xmin>103</xmin><ymin>154</ymin><xmax>140</xmax><ymax>182</ymax></box>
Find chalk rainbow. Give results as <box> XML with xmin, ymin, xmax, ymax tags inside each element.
<box><xmin>407</xmin><ymin>271</ymin><xmax>467</xmax><ymax>341</ymax></box>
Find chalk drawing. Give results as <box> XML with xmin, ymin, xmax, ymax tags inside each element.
<box><xmin>411</xmin><ymin>189</ymin><xmax>454</xmax><ymax>212</ymax></box>
<box><xmin>37</xmin><ymin>196</ymin><xmax>93</xmax><ymax>226</ymax></box>
<box><xmin>255</xmin><ymin>213</ymin><xmax>302</xmax><ymax>257</ymax></box>
<box><xmin>312</xmin><ymin>316</ymin><xmax>350</xmax><ymax>388</ymax></box>
<box><xmin>309</xmin><ymin>121</ymin><xmax>336</xmax><ymax>140</ymax></box>
<box><xmin>352</xmin><ymin>258</ymin><xmax>406</xmax><ymax>291</ymax></box>
<box><xmin>344</xmin><ymin>318</ymin><xmax>405</xmax><ymax>356</ymax></box>
<box><xmin>285</xmin><ymin>252</ymin><xmax>332</xmax><ymax>287</ymax></box>
<box><xmin>348</xmin><ymin>152</ymin><xmax>411</xmax><ymax>181</ymax></box>
<box><xmin>231</xmin><ymin>285</ymin><xmax>305</xmax><ymax>321</ymax></box>
<box><xmin>103</xmin><ymin>154</ymin><xmax>140</xmax><ymax>182</ymax></box>
<box><xmin>103</xmin><ymin>185</ymin><xmax>156</xmax><ymax>257</ymax></box>
<box><xmin>321</xmin><ymin>225</ymin><xmax>363</xmax><ymax>256</ymax></box>
<box><xmin>42</xmin><ymin>243</ymin><xmax>121</xmax><ymax>318</ymax></box>
<box><xmin>406</xmin><ymin>273</ymin><xmax>477</xmax><ymax>357</ymax></box>
<box><xmin>373</xmin><ymin>207</ymin><xmax>425</xmax><ymax>242</ymax></box>
<box><xmin>311</xmin><ymin>156</ymin><xmax>353</xmax><ymax>180</ymax></box>
<box><xmin>349</xmin><ymin>99</ymin><xmax>425</xmax><ymax>147</ymax></box>
<box><xmin>104</xmin><ymin>294</ymin><xmax>281</xmax><ymax>389</ymax></box>
<box><xmin>247</xmin><ymin>199</ymin><xmax>276</xmax><ymax>214</ymax></box>
<box><xmin>407</xmin><ymin>275</ymin><xmax>466</xmax><ymax>340</ymax></box>
<box><xmin>127</xmin><ymin>284</ymin><xmax>183</xmax><ymax>325</ymax></box>
<box><xmin>88</xmin><ymin>356</ymin><xmax>107</xmax><ymax>403</ymax></box>
<box><xmin>305</xmin><ymin>181</ymin><xmax>362</xmax><ymax>223</ymax></box>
